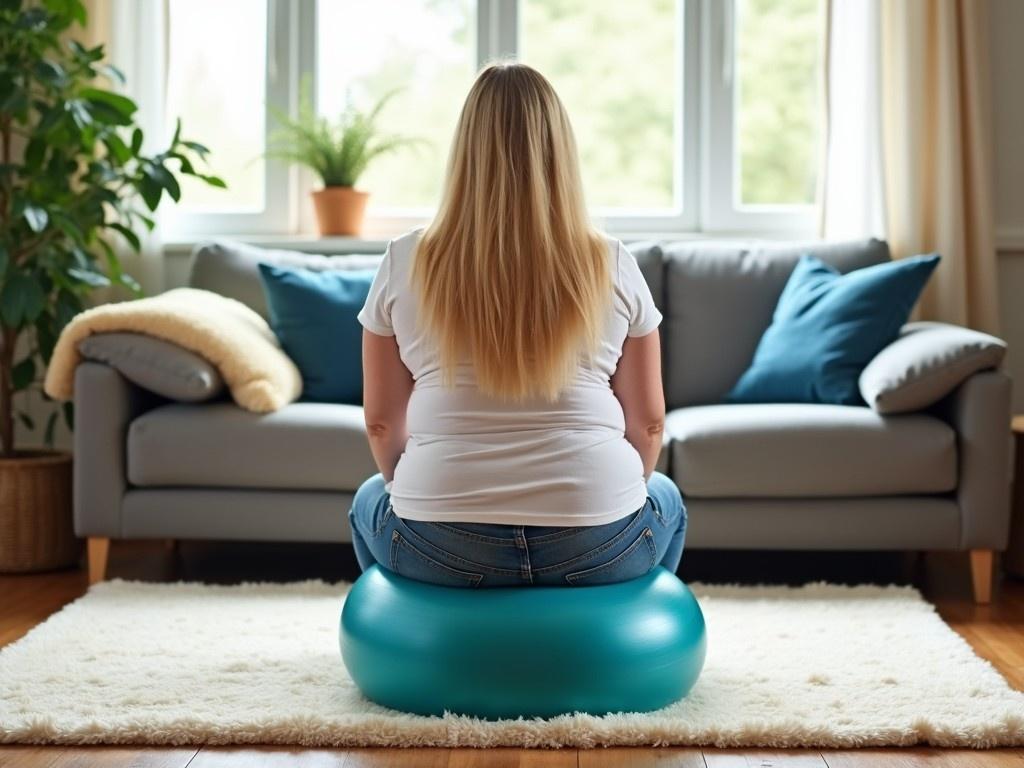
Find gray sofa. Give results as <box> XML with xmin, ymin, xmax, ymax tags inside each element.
<box><xmin>75</xmin><ymin>238</ymin><xmax>1013</xmax><ymax>602</ymax></box>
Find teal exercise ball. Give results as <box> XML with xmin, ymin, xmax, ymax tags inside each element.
<box><xmin>339</xmin><ymin>565</ymin><xmax>706</xmax><ymax>719</ymax></box>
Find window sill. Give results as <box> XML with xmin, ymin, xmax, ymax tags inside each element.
<box><xmin>162</xmin><ymin>228</ymin><xmax>826</xmax><ymax>258</ymax></box>
<box><xmin>163</xmin><ymin>234</ymin><xmax>392</xmax><ymax>258</ymax></box>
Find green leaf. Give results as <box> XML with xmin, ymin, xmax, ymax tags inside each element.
<box><xmin>67</xmin><ymin>99</ymin><xmax>92</xmax><ymax>129</ymax></box>
<box><xmin>50</xmin><ymin>211</ymin><xmax>84</xmax><ymax>245</ymax></box>
<box><xmin>1</xmin><ymin>277</ymin><xmax>27</xmax><ymax>326</ymax></box>
<box><xmin>70</xmin><ymin>246</ymin><xmax>91</xmax><ymax>269</ymax></box>
<box><xmin>35</xmin><ymin>316</ymin><xmax>56</xmax><ymax>362</ymax></box>
<box><xmin>0</xmin><ymin>245</ymin><xmax>8</xmax><ymax>276</ymax></box>
<box><xmin>11</xmin><ymin>357</ymin><xmax>35</xmax><ymax>390</ymax></box>
<box><xmin>198</xmin><ymin>174</ymin><xmax>227</xmax><ymax>189</ymax></box>
<box><xmin>175</xmin><ymin>154</ymin><xmax>195</xmax><ymax>175</ymax></box>
<box><xmin>44</xmin><ymin>0</ymin><xmax>87</xmax><ymax>24</ymax></box>
<box><xmin>55</xmin><ymin>290</ymin><xmax>80</xmax><ymax>330</ymax></box>
<box><xmin>17</xmin><ymin>412</ymin><xmax>34</xmax><ymax>431</ymax></box>
<box><xmin>144</xmin><ymin>162</ymin><xmax>181</xmax><ymax>202</ymax></box>
<box><xmin>131</xmin><ymin>127</ymin><xmax>143</xmax><ymax>154</ymax></box>
<box><xmin>15</xmin><ymin>7</ymin><xmax>48</xmax><ymax>29</ymax></box>
<box><xmin>23</xmin><ymin>204</ymin><xmax>48</xmax><ymax>232</ymax></box>
<box><xmin>96</xmin><ymin>238</ymin><xmax>118</xmax><ymax>271</ymax></box>
<box><xmin>0</xmin><ymin>275</ymin><xmax>46</xmax><ymax>326</ymax></box>
<box><xmin>182</xmin><ymin>140</ymin><xmax>210</xmax><ymax>158</ymax></box>
<box><xmin>102</xmin><ymin>132</ymin><xmax>131</xmax><ymax>163</ymax></box>
<box><xmin>43</xmin><ymin>411</ymin><xmax>58</xmax><ymax>447</ymax></box>
<box><xmin>133</xmin><ymin>211</ymin><xmax>156</xmax><ymax>231</ymax></box>
<box><xmin>109</xmin><ymin>222</ymin><xmax>140</xmax><ymax>251</ymax></box>
<box><xmin>67</xmin><ymin>267</ymin><xmax>110</xmax><ymax>287</ymax></box>
<box><xmin>83</xmin><ymin>99</ymin><xmax>132</xmax><ymax>127</ymax></box>
<box><xmin>171</xmin><ymin>117</ymin><xmax>181</xmax><ymax>147</ymax></box>
<box><xmin>36</xmin><ymin>104</ymin><xmax>64</xmax><ymax>134</ymax></box>
<box><xmin>80</xmin><ymin>87</ymin><xmax>137</xmax><ymax>119</ymax></box>
<box><xmin>116</xmin><ymin>273</ymin><xmax>141</xmax><ymax>295</ymax></box>
<box><xmin>96</xmin><ymin>63</ymin><xmax>125</xmax><ymax>85</ymax></box>
<box><xmin>33</xmin><ymin>59</ymin><xmax>66</xmax><ymax>85</ymax></box>
<box><xmin>137</xmin><ymin>174</ymin><xmax>162</xmax><ymax>211</ymax></box>
<box><xmin>0</xmin><ymin>86</ymin><xmax>27</xmax><ymax>115</ymax></box>
<box><xmin>24</xmin><ymin>138</ymin><xmax>46</xmax><ymax>170</ymax></box>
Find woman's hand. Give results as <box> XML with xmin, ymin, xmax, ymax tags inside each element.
<box><xmin>362</xmin><ymin>329</ymin><xmax>414</xmax><ymax>482</ymax></box>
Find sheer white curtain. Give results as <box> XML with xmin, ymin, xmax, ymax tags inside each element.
<box><xmin>819</xmin><ymin>0</ymin><xmax>886</xmax><ymax>241</ymax></box>
<box><xmin>83</xmin><ymin>0</ymin><xmax>168</xmax><ymax>296</ymax></box>
<box><xmin>819</xmin><ymin>0</ymin><xmax>1000</xmax><ymax>333</ymax></box>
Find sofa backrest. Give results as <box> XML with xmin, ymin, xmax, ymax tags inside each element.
<box><xmin>623</xmin><ymin>241</ymin><xmax>666</xmax><ymax>315</ymax></box>
<box><xmin>189</xmin><ymin>240</ymin><xmax>383</xmax><ymax>318</ymax></box>
<box><xmin>191</xmin><ymin>237</ymin><xmax>891</xmax><ymax>409</ymax></box>
<box><xmin>659</xmin><ymin>238</ymin><xmax>891</xmax><ymax>408</ymax></box>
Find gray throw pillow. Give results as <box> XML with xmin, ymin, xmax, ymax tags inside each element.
<box><xmin>859</xmin><ymin>322</ymin><xmax>1006</xmax><ymax>414</ymax></box>
<box><xmin>77</xmin><ymin>332</ymin><xmax>225</xmax><ymax>402</ymax></box>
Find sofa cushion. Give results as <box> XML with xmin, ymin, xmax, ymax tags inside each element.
<box><xmin>665</xmin><ymin>403</ymin><xmax>956</xmax><ymax>498</ymax></box>
<box><xmin>128</xmin><ymin>401</ymin><xmax>672</xmax><ymax>494</ymax></box>
<box><xmin>258</xmin><ymin>264</ymin><xmax>375</xmax><ymax>404</ymax></box>
<box><xmin>127</xmin><ymin>402</ymin><xmax>378</xmax><ymax>491</ymax></box>
<box><xmin>661</xmin><ymin>238</ymin><xmax>890</xmax><ymax>408</ymax></box>
<box><xmin>859</xmin><ymin>321</ymin><xmax>1007</xmax><ymax>414</ymax></box>
<box><xmin>727</xmin><ymin>254</ymin><xmax>939</xmax><ymax>405</ymax></box>
<box><xmin>189</xmin><ymin>240</ymin><xmax>382</xmax><ymax>318</ymax></box>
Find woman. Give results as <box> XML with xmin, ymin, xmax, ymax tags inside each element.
<box><xmin>349</xmin><ymin>62</ymin><xmax>685</xmax><ymax>588</ymax></box>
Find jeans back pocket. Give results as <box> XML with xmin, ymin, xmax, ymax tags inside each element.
<box><xmin>565</xmin><ymin>527</ymin><xmax>657</xmax><ymax>586</ymax></box>
<box><xmin>389</xmin><ymin>531</ymin><xmax>484</xmax><ymax>588</ymax></box>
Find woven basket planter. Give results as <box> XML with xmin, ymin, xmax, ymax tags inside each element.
<box><xmin>0</xmin><ymin>451</ymin><xmax>78</xmax><ymax>573</ymax></box>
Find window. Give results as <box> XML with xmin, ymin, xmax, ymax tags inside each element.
<box><xmin>703</xmin><ymin>0</ymin><xmax>825</xmax><ymax>231</ymax></box>
<box><xmin>315</xmin><ymin>0</ymin><xmax>476</xmax><ymax>211</ymax></box>
<box><xmin>162</xmin><ymin>0</ymin><xmax>824</xmax><ymax>239</ymax></box>
<box><xmin>735</xmin><ymin>0</ymin><xmax>822</xmax><ymax>207</ymax></box>
<box><xmin>164</xmin><ymin>0</ymin><xmax>292</xmax><ymax>235</ymax></box>
<box><xmin>520</xmin><ymin>0</ymin><xmax>681</xmax><ymax>215</ymax></box>
<box><xmin>165</xmin><ymin>0</ymin><xmax>267</xmax><ymax>213</ymax></box>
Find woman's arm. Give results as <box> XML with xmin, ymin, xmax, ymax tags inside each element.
<box><xmin>362</xmin><ymin>329</ymin><xmax>414</xmax><ymax>482</ymax></box>
<box><xmin>611</xmin><ymin>330</ymin><xmax>665</xmax><ymax>480</ymax></box>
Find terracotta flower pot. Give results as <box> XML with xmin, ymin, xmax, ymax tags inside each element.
<box><xmin>311</xmin><ymin>187</ymin><xmax>370</xmax><ymax>236</ymax></box>
<box><xmin>0</xmin><ymin>451</ymin><xmax>78</xmax><ymax>573</ymax></box>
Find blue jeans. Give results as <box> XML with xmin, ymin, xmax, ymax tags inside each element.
<box><xmin>348</xmin><ymin>471</ymin><xmax>686</xmax><ymax>588</ymax></box>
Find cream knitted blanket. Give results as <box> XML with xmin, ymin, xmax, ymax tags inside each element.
<box><xmin>44</xmin><ymin>288</ymin><xmax>302</xmax><ymax>412</ymax></box>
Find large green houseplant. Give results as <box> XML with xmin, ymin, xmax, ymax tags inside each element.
<box><xmin>0</xmin><ymin>0</ymin><xmax>222</xmax><ymax>571</ymax></box>
<box><xmin>268</xmin><ymin>82</ymin><xmax>419</xmax><ymax>236</ymax></box>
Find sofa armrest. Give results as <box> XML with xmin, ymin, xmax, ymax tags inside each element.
<box><xmin>74</xmin><ymin>361</ymin><xmax>163</xmax><ymax>537</ymax></box>
<box><xmin>931</xmin><ymin>369</ymin><xmax>1013</xmax><ymax>550</ymax></box>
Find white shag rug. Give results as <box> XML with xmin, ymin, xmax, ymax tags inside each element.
<box><xmin>1</xmin><ymin>579</ymin><xmax>1023</xmax><ymax>749</ymax></box>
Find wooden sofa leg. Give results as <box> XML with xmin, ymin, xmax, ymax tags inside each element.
<box><xmin>88</xmin><ymin>537</ymin><xmax>110</xmax><ymax>585</ymax></box>
<box><xmin>970</xmin><ymin>549</ymin><xmax>994</xmax><ymax>605</ymax></box>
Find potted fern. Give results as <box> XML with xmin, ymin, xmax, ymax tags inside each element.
<box><xmin>0</xmin><ymin>0</ymin><xmax>222</xmax><ymax>572</ymax></box>
<box><xmin>269</xmin><ymin>84</ymin><xmax>419</xmax><ymax>236</ymax></box>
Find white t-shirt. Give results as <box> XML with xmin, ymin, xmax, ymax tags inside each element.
<box><xmin>357</xmin><ymin>229</ymin><xmax>662</xmax><ymax>527</ymax></box>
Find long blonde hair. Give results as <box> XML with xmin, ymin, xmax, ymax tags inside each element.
<box><xmin>413</xmin><ymin>62</ymin><xmax>610</xmax><ymax>402</ymax></box>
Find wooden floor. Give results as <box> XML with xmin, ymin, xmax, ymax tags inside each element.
<box><xmin>2</xmin><ymin>541</ymin><xmax>1024</xmax><ymax>767</ymax></box>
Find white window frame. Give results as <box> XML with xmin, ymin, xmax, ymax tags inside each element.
<box><xmin>164</xmin><ymin>0</ymin><xmax>819</xmax><ymax>241</ymax></box>
<box><xmin>701</xmin><ymin>0</ymin><xmax>819</xmax><ymax>235</ymax></box>
<box><xmin>162</xmin><ymin>0</ymin><xmax>301</xmax><ymax>237</ymax></box>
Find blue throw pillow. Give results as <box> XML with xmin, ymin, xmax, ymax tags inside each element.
<box><xmin>727</xmin><ymin>253</ymin><xmax>941</xmax><ymax>405</ymax></box>
<box><xmin>258</xmin><ymin>263</ymin><xmax>377</xmax><ymax>404</ymax></box>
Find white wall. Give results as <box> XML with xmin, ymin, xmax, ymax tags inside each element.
<box><xmin>992</xmin><ymin>0</ymin><xmax>1024</xmax><ymax>410</ymax></box>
